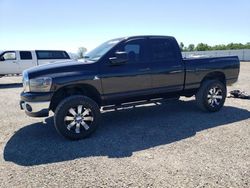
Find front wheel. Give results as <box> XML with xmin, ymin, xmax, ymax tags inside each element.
<box><xmin>195</xmin><ymin>80</ymin><xmax>226</xmax><ymax>112</ymax></box>
<box><xmin>54</xmin><ymin>95</ymin><xmax>101</xmax><ymax>140</ymax></box>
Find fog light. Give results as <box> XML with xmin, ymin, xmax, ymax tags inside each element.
<box><xmin>26</xmin><ymin>104</ymin><xmax>32</xmax><ymax>112</ymax></box>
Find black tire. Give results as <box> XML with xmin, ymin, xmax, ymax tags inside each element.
<box><xmin>54</xmin><ymin>95</ymin><xmax>101</xmax><ymax>140</ymax></box>
<box><xmin>195</xmin><ymin>80</ymin><xmax>226</xmax><ymax>112</ymax></box>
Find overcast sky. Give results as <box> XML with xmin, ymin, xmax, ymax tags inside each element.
<box><xmin>0</xmin><ymin>0</ymin><xmax>249</xmax><ymax>53</ymax></box>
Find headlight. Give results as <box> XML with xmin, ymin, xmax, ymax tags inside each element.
<box><xmin>29</xmin><ymin>77</ymin><xmax>52</xmax><ymax>92</ymax></box>
<box><xmin>22</xmin><ymin>71</ymin><xmax>30</xmax><ymax>92</ymax></box>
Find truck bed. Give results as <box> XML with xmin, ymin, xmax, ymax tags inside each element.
<box><xmin>183</xmin><ymin>56</ymin><xmax>240</xmax><ymax>90</ymax></box>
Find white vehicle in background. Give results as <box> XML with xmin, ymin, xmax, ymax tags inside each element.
<box><xmin>0</xmin><ymin>50</ymin><xmax>71</xmax><ymax>77</ymax></box>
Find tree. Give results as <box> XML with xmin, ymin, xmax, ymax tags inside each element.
<box><xmin>212</xmin><ymin>44</ymin><xmax>227</xmax><ymax>50</ymax></box>
<box><xmin>195</xmin><ymin>43</ymin><xmax>211</xmax><ymax>51</ymax></box>
<box><xmin>77</xmin><ymin>47</ymin><xmax>87</xmax><ymax>59</ymax></box>
<box><xmin>184</xmin><ymin>42</ymin><xmax>250</xmax><ymax>51</ymax></box>
<box><xmin>187</xmin><ymin>44</ymin><xmax>195</xmax><ymax>51</ymax></box>
<box><xmin>227</xmin><ymin>43</ymin><xmax>245</xmax><ymax>50</ymax></box>
<box><xmin>246</xmin><ymin>42</ymin><xmax>250</xmax><ymax>49</ymax></box>
<box><xmin>179</xmin><ymin>42</ymin><xmax>185</xmax><ymax>51</ymax></box>
<box><xmin>183</xmin><ymin>47</ymin><xmax>188</xmax><ymax>52</ymax></box>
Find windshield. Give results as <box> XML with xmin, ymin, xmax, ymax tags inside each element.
<box><xmin>85</xmin><ymin>38</ymin><xmax>123</xmax><ymax>61</ymax></box>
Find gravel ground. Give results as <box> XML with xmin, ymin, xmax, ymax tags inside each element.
<box><xmin>0</xmin><ymin>62</ymin><xmax>249</xmax><ymax>187</ymax></box>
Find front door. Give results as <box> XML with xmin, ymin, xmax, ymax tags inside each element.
<box><xmin>100</xmin><ymin>38</ymin><xmax>151</xmax><ymax>101</ymax></box>
<box><xmin>0</xmin><ymin>51</ymin><xmax>20</xmax><ymax>75</ymax></box>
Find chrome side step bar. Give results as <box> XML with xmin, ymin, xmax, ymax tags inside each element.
<box><xmin>101</xmin><ymin>97</ymin><xmax>179</xmax><ymax>111</ymax></box>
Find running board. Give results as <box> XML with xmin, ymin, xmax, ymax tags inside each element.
<box><xmin>101</xmin><ymin>97</ymin><xmax>178</xmax><ymax>111</ymax></box>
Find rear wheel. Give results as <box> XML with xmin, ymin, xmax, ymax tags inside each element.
<box><xmin>195</xmin><ymin>80</ymin><xmax>226</xmax><ymax>112</ymax></box>
<box><xmin>54</xmin><ymin>95</ymin><xmax>100</xmax><ymax>140</ymax></box>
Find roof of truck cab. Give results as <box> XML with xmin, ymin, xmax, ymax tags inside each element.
<box><xmin>125</xmin><ymin>35</ymin><xmax>175</xmax><ymax>40</ymax></box>
<box><xmin>110</xmin><ymin>36</ymin><xmax>175</xmax><ymax>42</ymax></box>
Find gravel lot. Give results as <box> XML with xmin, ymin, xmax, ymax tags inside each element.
<box><xmin>0</xmin><ymin>62</ymin><xmax>249</xmax><ymax>187</ymax></box>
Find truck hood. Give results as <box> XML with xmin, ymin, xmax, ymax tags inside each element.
<box><xmin>26</xmin><ymin>60</ymin><xmax>98</xmax><ymax>79</ymax></box>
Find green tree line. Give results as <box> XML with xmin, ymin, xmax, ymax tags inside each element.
<box><xmin>179</xmin><ymin>42</ymin><xmax>250</xmax><ymax>52</ymax></box>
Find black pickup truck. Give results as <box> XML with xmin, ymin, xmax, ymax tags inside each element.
<box><xmin>20</xmin><ymin>36</ymin><xmax>240</xmax><ymax>140</ymax></box>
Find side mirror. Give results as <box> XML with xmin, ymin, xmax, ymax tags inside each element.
<box><xmin>109</xmin><ymin>51</ymin><xmax>128</xmax><ymax>65</ymax></box>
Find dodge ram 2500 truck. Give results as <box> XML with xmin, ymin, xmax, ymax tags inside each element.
<box><xmin>20</xmin><ymin>36</ymin><xmax>240</xmax><ymax>140</ymax></box>
<box><xmin>0</xmin><ymin>50</ymin><xmax>70</xmax><ymax>76</ymax></box>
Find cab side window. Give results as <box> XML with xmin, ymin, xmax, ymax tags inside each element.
<box><xmin>117</xmin><ymin>39</ymin><xmax>146</xmax><ymax>63</ymax></box>
<box><xmin>20</xmin><ymin>51</ymin><xmax>32</xmax><ymax>60</ymax></box>
<box><xmin>36</xmin><ymin>51</ymin><xmax>70</xmax><ymax>59</ymax></box>
<box><xmin>1</xmin><ymin>52</ymin><xmax>16</xmax><ymax>61</ymax></box>
<box><xmin>150</xmin><ymin>39</ymin><xmax>177</xmax><ymax>63</ymax></box>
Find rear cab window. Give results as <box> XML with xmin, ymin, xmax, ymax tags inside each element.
<box><xmin>149</xmin><ymin>38</ymin><xmax>178</xmax><ymax>64</ymax></box>
<box><xmin>36</xmin><ymin>51</ymin><xmax>70</xmax><ymax>60</ymax></box>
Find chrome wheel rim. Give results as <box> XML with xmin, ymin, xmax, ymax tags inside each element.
<box><xmin>207</xmin><ymin>86</ymin><xmax>223</xmax><ymax>107</ymax></box>
<box><xmin>64</xmin><ymin>105</ymin><xmax>94</xmax><ymax>134</ymax></box>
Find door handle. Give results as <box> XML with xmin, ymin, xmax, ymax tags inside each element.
<box><xmin>139</xmin><ymin>68</ymin><xmax>151</xmax><ymax>72</ymax></box>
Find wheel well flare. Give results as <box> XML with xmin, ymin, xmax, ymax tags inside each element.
<box><xmin>50</xmin><ymin>84</ymin><xmax>101</xmax><ymax>111</ymax></box>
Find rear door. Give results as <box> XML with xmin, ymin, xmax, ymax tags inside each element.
<box><xmin>149</xmin><ymin>37</ymin><xmax>185</xmax><ymax>92</ymax></box>
<box><xmin>0</xmin><ymin>51</ymin><xmax>20</xmax><ymax>74</ymax></box>
<box><xmin>100</xmin><ymin>38</ymin><xmax>152</xmax><ymax>99</ymax></box>
<box><xmin>19</xmin><ymin>51</ymin><xmax>36</xmax><ymax>72</ymax></box>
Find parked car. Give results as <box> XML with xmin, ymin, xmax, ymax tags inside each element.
<box><xmin>0</xmin><ymin>50</ymin><xmax>71</xmax><ymax>76</ymax></box>
<box><xmin>20</xmin><ymin>36</ymin><xmax>240</xmax><ymax>140</ymax></box>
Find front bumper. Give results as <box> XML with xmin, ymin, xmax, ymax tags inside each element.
<box><xmin>20</xmin><ymin>101</ymin><xmax>50</xmax><ymax>117</ymax></box>
<box><xmin>20</xmin><ymin>92</ymin><xmax>53</xmax><ymax>117</ymax></box>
